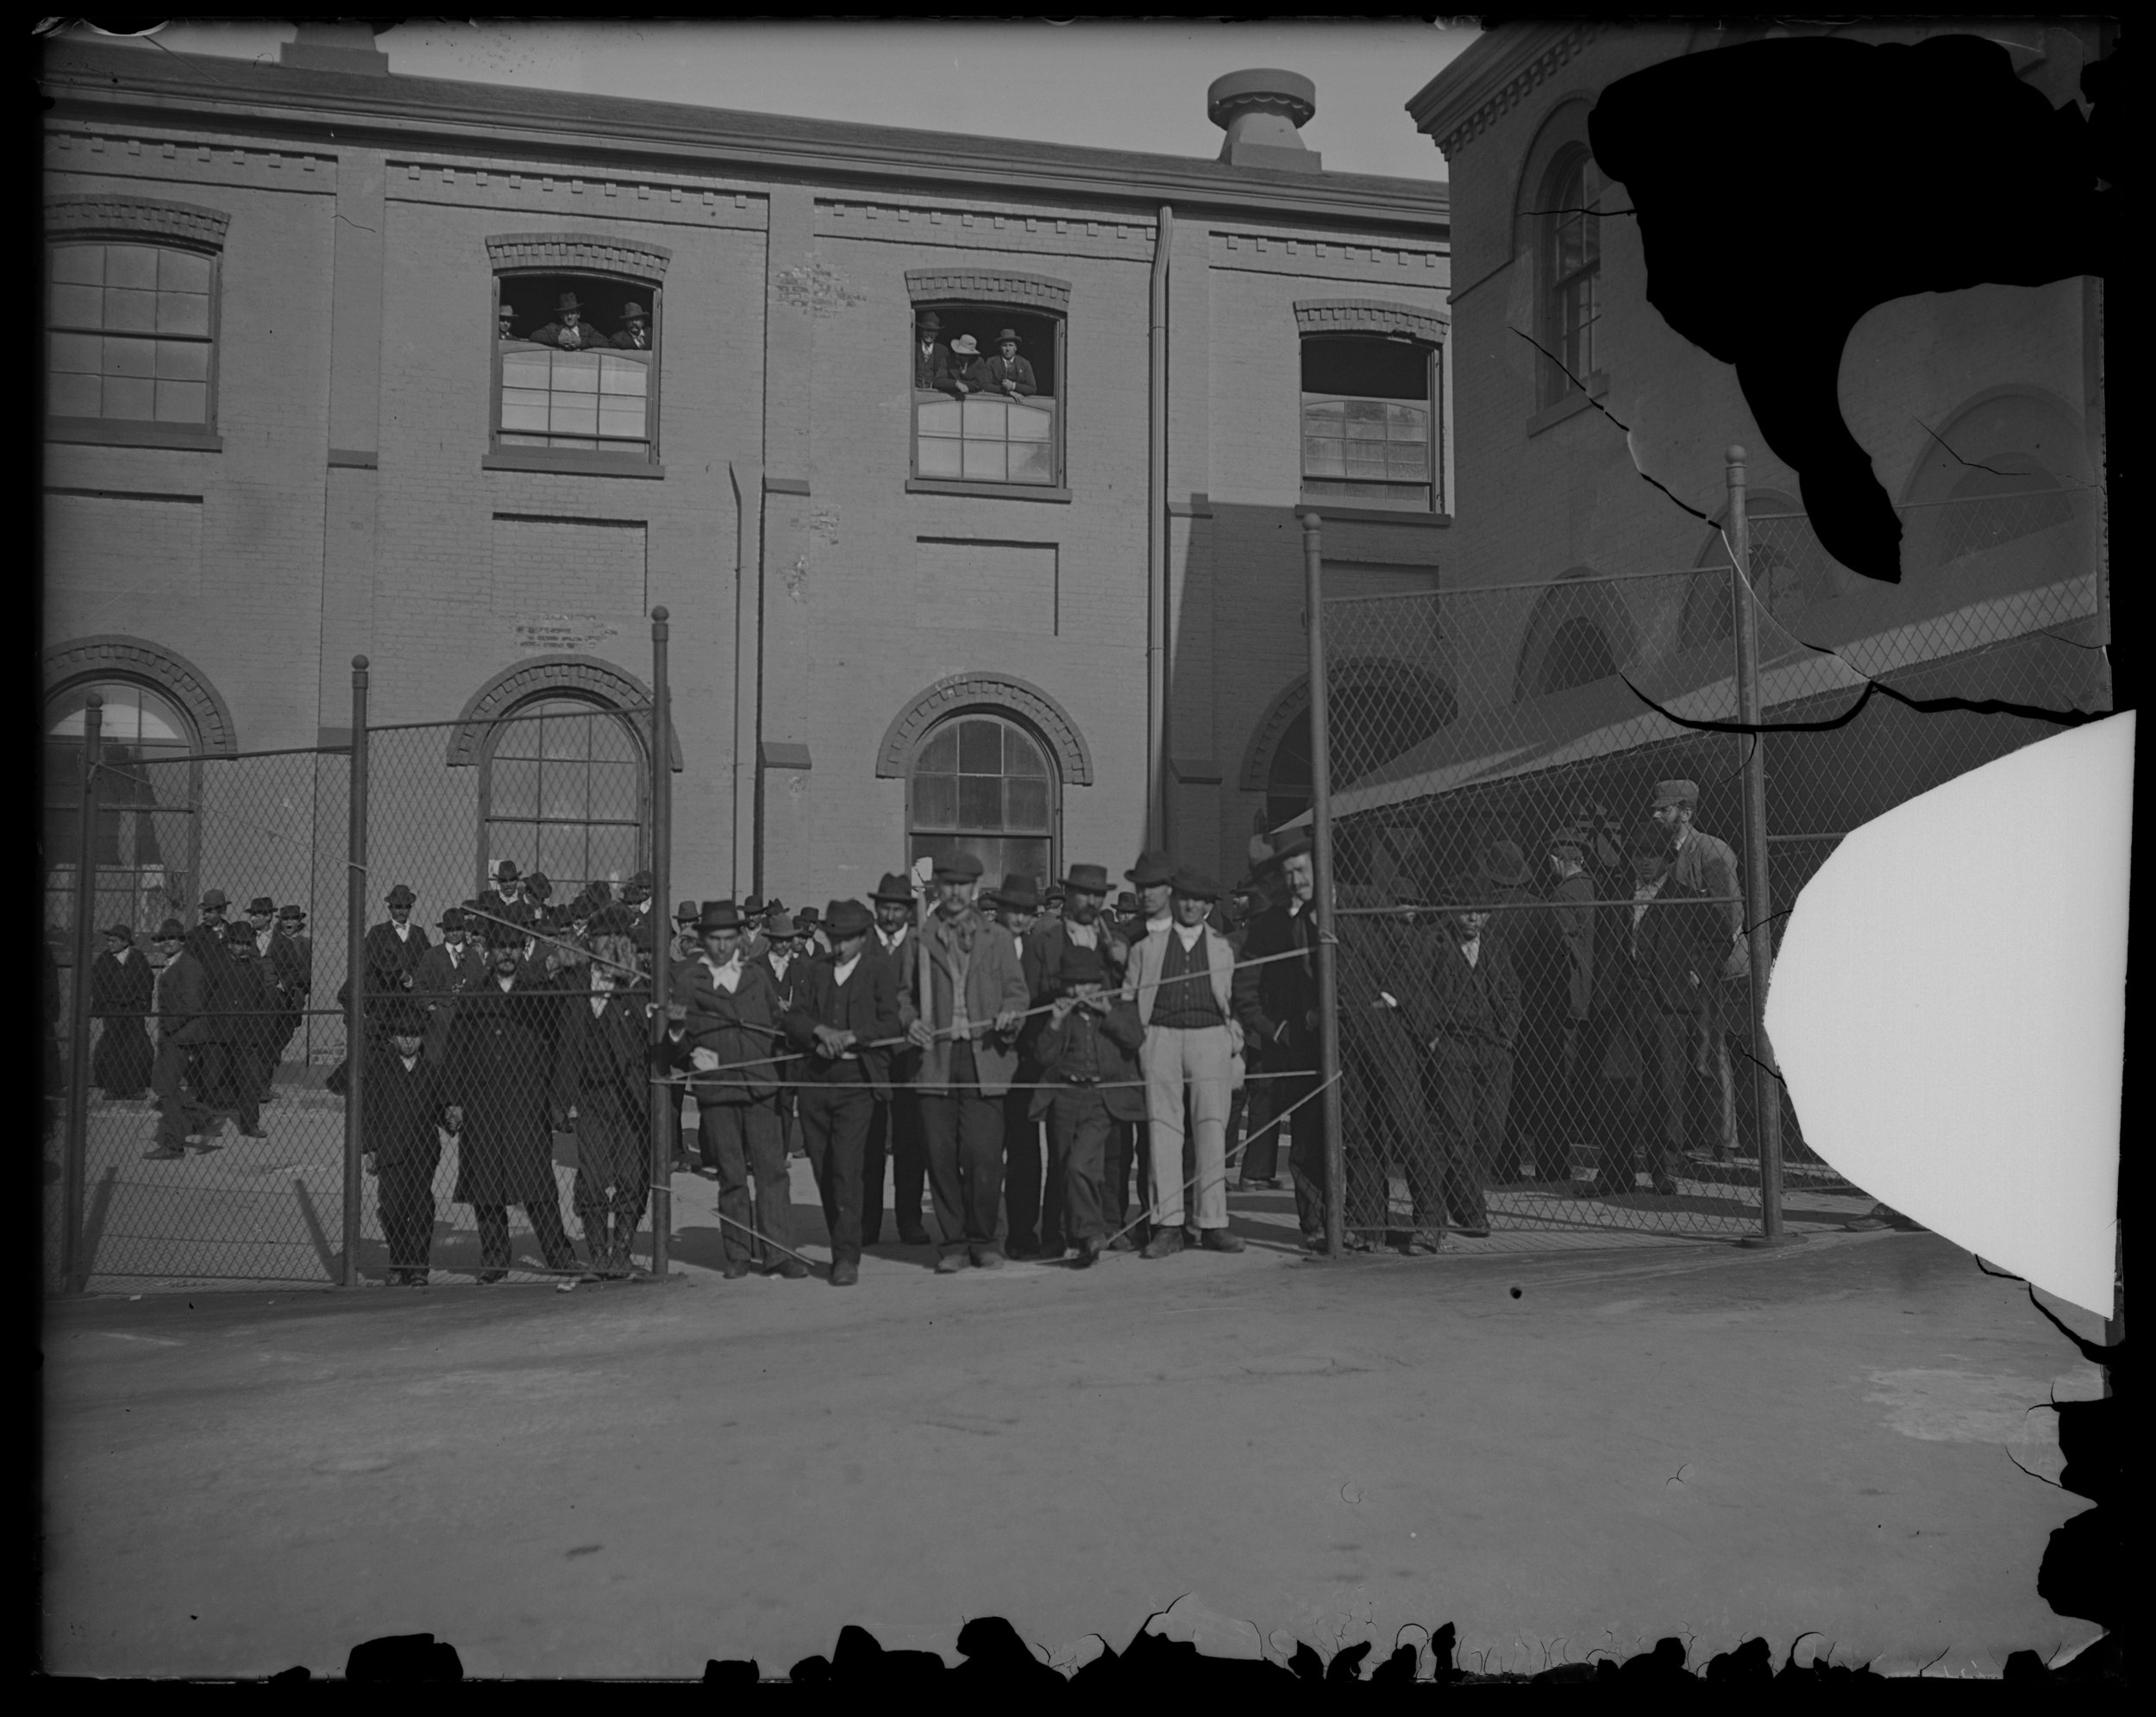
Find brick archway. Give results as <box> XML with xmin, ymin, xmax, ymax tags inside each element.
<box><xmin>875</xmin><ymin>674</ymin><xmax>1093</xmax><ymax>785</ymax></box>
<box><xmin>42</xmin><ymin>635</ymin><xmax>237</xmax><ymax>753</ymax></box>
<box><xmin>445</xmin><ymin>655</ymin><xmax>682</xmax><ymax>769</ymax></box>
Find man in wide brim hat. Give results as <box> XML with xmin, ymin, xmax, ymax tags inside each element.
<box><xmin>983</xmin><ymin>327</ymin><xmax>1037</xmax><ymax>398</ymax></box>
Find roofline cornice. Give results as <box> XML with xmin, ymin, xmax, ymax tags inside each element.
<box><xmin>42</xmin><ymin>45</ymin><xmax>1450</xmax><ymax>236</ymax></box>
<box><xmin>1406</xmin><ymin>22</ymin><xmax>1601</xmax><ymax>161</ymax></box>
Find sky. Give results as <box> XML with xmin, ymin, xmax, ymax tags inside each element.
<box><xmin>54</xmin><ymin>19</ymin><xmax>1477</xmax><ymax>181</ymax></box>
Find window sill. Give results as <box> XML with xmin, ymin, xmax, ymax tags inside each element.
<box><xmin>906</xmin><ymin>479</ymin><xmax>1071</xmax><ymax>504</ymax></box>
<box><xmin>45</xmin><ymin>418</ymin><xmax>222</xmax><ymax>452</ymax></box>
<box><xmin>483</xmin><ymin>448</ymin><xmax>665</xmax><ymax>479</ymax></box>
<box><xmin>1294</xmin><ymin>504</ymin><xmax>1452</xmax><ymax>530</ymax></box>
<box><xmin>1526</xmin><ymin>371</ymin><xmax>1609</xmax><ymax>438</ymax></box>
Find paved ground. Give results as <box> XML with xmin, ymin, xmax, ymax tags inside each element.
<box><xmin>41</xmin><ymin>1222</ymin><xmax>2104</xmax><ymax>1679</ymax></box>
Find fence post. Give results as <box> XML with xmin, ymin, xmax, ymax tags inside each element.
<box><xmin>1303</xmin><ymin>514</ymin><xmax>1348</xmax><ymax>1258</ymax></box>
<box><xmin>1727</xmin><ymin>450</ymin><xmax>1799</xmax><ymax>1249</ymax></box>
<box><xmin>649</xmin><ymin>608</ymin><xmax>673</xmax><ymax>1280</ymax></box>
<box><xmin>60</xmin><ymin>693</ymin><xmax>103</xmax><ymax>1295</ymax></box>
<box><xmin>342</xmin><ymin>656</ymin><xmax>369</xmax><ymax>1288</ymax></box>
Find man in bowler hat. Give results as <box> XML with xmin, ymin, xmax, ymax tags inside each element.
<box><xmin>862</xmin><ymin>870</ymin><xmax>931</xmax><ymax>1244</ymax></box>
<box><xmin>530</xmin><ymin>291</ymin><xmax>604</xmax><ymax>351</ymax></box>
<box><xmin>611</xmin><ymin>301</ymin><xmax>654</xmax><ymax>351</ymax></box>
<box><xmin>1232</xmin><ymin>834</ymin><xmax>1328</xmax><ymax>1244</ymax></box>
<box><xmin>333</xmin><ymin>998</ymin><xmax>448</xmax><ymax>1285</ymax></box>
<box><xmin>914</xmin><ymin>310</ymin><xmax>962</xmax><ymax>397</ymax></box>
<box><xmin>987</xmin><ymin>872</ymin><xmax>1056</xmax><ymax>1257</ymax></box>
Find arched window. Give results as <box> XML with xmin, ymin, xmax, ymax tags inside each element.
<box><xmin>1902</xmin><ymin>394</ymin><xmax>2088</xmax><ymax>573</ymax></box>
<box><xmin>1681</xmin><ymin>490</ymin><xmax>1846</xmax><ymax>652</ymax></box>
<box><xmin>907</xmin><ymin>712</ymin><xmax>1056</xmax><ymax>885</ymax></box>
<box><xmin>1513</xmin><ymin>574</ymin><xmax>1639</xmax><ymax>703</ymax></box>
<box><xmin>479</xmin><ymin>696</ymin><xmax>647</xmax><ymax>898</ymax></box>
<box><xmin>1262</xmin><ymin>673</ymin><xmax>1458</xmax><ymax>827</ymax></box>
<box><xmin>44</xmin><ymin>680</ymin><xmax>200</xmax><ymax>941</ymax></box>
<box><xmin>1537</xmin><ymin>147</ymin><xmax>1600</xmax><ymax>409</ymax></box>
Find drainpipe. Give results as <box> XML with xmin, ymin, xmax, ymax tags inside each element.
<box><xmin>728</xmin><ymin>462</ymin><xmax>747</xmax><ymax>899</ymax></box>
<box><xmin>1148</xmin><ymin>204</ymin><xmax>1173</xmax><ymax>853</ymax></box>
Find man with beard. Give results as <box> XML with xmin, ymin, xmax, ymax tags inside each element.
<box><xmin>89</xmin><ymin>923</ymin><xmax>154</xmax><ymax>1100</ymax></box>
<box><xmin>551</xmin><ymin>924</ymin><xmax>655</xmax><ymax>1279</ymax></box>
<box><xmin>444</xmin><ymin>919</ymin><xmax>579</xmax><ymax>1281</ymax></box>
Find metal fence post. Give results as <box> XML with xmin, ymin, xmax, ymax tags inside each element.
<box><xmin>1303</xmin><ymin>514</ymin><xmax>1348</xmax><ymax>1258</ymax></box>
<box><xmin>1727</xmin><ymin>450</ymin><xmax>1799</xmax><ymax>1249</ymax></box>
<box><xmin>60</xmin><ymin>693</ymin><xmax>103</xmax><ymax>1295</ymax></box>
<box><xmin>649</xmin><ymin>608</ymin><xmax>673</xmax><ymax>1280</ymax></box>
<box><xmin>342</xmin><ymin>657</ymin><xmax>369</xmax><ymax>1288</ymax></box>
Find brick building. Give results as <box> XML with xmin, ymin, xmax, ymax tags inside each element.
<box><xmin>40</xmin><ymin>30</ymin><xmax>1451</xmax><ymax>937</ymax></box>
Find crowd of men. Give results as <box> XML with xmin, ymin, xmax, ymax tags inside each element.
<box><xmin>498</xmin><ymin>290</ymin><xmax>655</xmax><ymax>352</ymax></box>
<box><xmin>78</xmin><ymin>776</ymin><xmax>1746</xmax><ymax>1283</ymax></box>
<box><xmin>913</xmin><ymin>311</ymin><xmax>1039</xmax><ymax>399</ymax></box>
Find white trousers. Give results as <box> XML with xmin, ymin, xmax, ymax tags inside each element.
<box><xmin>1139</xmin><ymin>1025</ymin><xmax>1234</xmax><ymax>1230</ymax></box>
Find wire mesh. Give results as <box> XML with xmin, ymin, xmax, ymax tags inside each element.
<box><xmin>46</xmin><ymin>746</ymin><xmax>352</xmax><ymax>1289</ymax></box>
<box><xmin>1313</xmin><ymin>488</ymin><xmax>2108</xmax><ymax>1247</ymax></box>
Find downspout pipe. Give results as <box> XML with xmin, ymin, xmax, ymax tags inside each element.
<box><xmin>1147</xmin><ymin>204</ymin><xmax>1172</xmax><ymax>854</ymax></box>
<box><xmin>728</xmin><ymin>461</ymin><xmax>747</xmax><ymax>899</ymax></box>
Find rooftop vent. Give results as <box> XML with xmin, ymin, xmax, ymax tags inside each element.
<box><xmin>1207</xmin><ymin>69</ymin><xmax>1321</xmax><ymax>172</ymax></box>
<box><xmin>279</xmin><ymin>22</ymin><xmax>390</xmax><ymax>76</ymax></box>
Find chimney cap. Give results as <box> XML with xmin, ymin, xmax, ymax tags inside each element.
<box><xmin>1206</xmin><ymin>69</ymin><xmax>1317</xmax><ymax>131</ymax></box>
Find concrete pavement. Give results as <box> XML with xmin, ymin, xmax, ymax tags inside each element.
<box><xmin>40</xmin><ymin>1225</ymin><xmax>2104</xmax><ymax>1679</ymax></box>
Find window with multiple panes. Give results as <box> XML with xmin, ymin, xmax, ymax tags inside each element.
<box><xmin>46</xmin><ymin>241</ymin><xmax>216</xmax><ymax>428</ymax></box>
<box><xmin>907</xmin><ymin>713</ymin><xmax>1056</xmax><ymax>886</ymax></box>
<box><xmin>911</xmin><ymin>305</ymin><xmax>1063</xmax><ymax>487</ymax></box>
<box><xmin>493</xmin><ymin>273</ymin><xmax>659</xmax><ymax>461</ymax></box>
<box><xmin>1300</xmin><ymin>335</ymin><xmax>1438</xmax><ymax>511</ymax></box>
<box><xmin>1538</xmin><ymin>149</ymin><xmax>1601</xmax><ymax>407</ymax></box>
<box><xmin>479</xmin><ymin>698</ymin><xmax>648</xmax><ymax>899</ymax></box>
<box><xmin>43</xmin><ymin>680</ymin><xmax>200</xmax><ymax>945</ymax></box>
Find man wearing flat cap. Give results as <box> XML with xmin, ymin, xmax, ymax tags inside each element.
<box><xmin>1539</xmin><ymin>829</ymin><xmax>1599</xmax><ymax>1182</ymax></box>
<box><xmin>221</xmin><ymin>918</ymin><xmax>282</xmax><ymax>1108</ymax></box>
<box><xmin>1332</xmin><ymin>882</ymin><xmax>1440</xmax><ymax>1250</ymax></box>
<box><xmin>1233</xmin><ymin>832</ymin><xmax>1326</xmax><ymax>1238</ymax></box>
<box><xmin>145</xmin><ymin>918</ymin><xmax>217</xmax><ymax>1157</ymax></box>
<box><xmin>1124</xmin><ymin>867</ymin><xmax>1246</xmax><ymax>1257</ymax></box>
<box><xmin>907</xmin><ymin>850</ymin><xmax>1031</xmax><ymax>1272</ymax></box>
<box><xmin>674</xmin><ymin>900</ymin><xmax>800</xmax><ymax>1280</ymax></box>
<box><xmin>862</xmin><ymin>870</ymin><xmax>931</xmax><ymax>1245</ymax></box>
<box><xmin>1650</xmin><ymin>779</ymin><xmax>1746</xmax><ymax>1161</ymax></box>
<box><xmin>551</xmin><ymin>924</ymin><xmax>660</xmax><ymax>1279</ymax></box>
<box><xmin>89</xmin><ymin>923</ymin><xmax>154</xmax><ymax>1100</ymax></box>
<box><xmin>780</xmin><ymin>899</ymin><xmax>907</xmax><ymax>1287</ymax></box>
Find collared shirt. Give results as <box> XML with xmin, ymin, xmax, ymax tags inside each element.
<box><xmin>255</xmin><ymin>930</ymin><xmax>274</xmax><ymax>958</ymax></box>
<box><xmin>589</xmin><ymin>993</ymin><xmax>609</xmax><ymax>1018</ymax></box>
<box><xmin>833</xmin><ymin>953</ymin><xmax>861</xmax><ymax>986</ymax></box>
<box><xmin>1460</xmin><ymin>937</ymin><xmax>1482</xmax><ymax>968</ymax></box>
<box><xmin>445</xmin><ymin>943</ymin><xmax>466</xmax><ymax>968</ymax></box>
<box><xmin>876</xmin><ymin>924</ymin><xmax>908</xmax><ymax>956</ymax></box>
<box><xmin>113</xmin><ymin>947</ymin><xmax>132</xmax><ymax>965</ymax></box>
<box><xmin>699</xmin><ymin>953</ymin><xmax>743</xmax><ymax>994</ymax></box>
<box><xmin>392</xmin><ymin>921</ymin><xmax>412</xmax><ymax>942</ymax></box>
<box><xmin>1172</xmin><ymin>921</ymin><xmax>1205</xmax><ymax>951</ymax></box>
<box><xmin>1062</xmin><ymin>918</ymin><xmax>1099</xmax><ymax>950</ymax></box>
<box><xmin>1146</xmin><ymin>912</ymin><xmax>1172</xmax><ymax>936</ymax></box>
<box><xmin>768</xmin><ymin>950</ymin><xmax>794</xmax><ymax>983</ymax></box>
<box><xmin>939</xmin><ymin>915</ymin><xmax>975</xmax><ymax>1038</ymax></box>
<box><xmin>398</xmin><ymin>1054</ymin><xmax>420</xmax><ymax>1075</ymax></box>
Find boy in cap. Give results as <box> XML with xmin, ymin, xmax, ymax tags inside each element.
<box><xmin>862</xmin><ymin>871</ymin><xmax>930</xmax><ymax>1245</ymax></box>
<box><xmin>89</xmin><ymin>922</ymin><xmax>154</xmax><ymax>1100</ymax></box>
<box><xmin>908</xmin><ymin>850</ymin><xmax>1031</xmax><ymax>1271</ymax></box>
<box><xmin>780</xmin><ymin>899</ymin><xmax>907</xmax><ymax>1287</ymax></box>
<box><xmin>1029</xmin><ymin>944</ymin><xmax>1146</xmax><ymax>1267</ymax></box>
<box><xmin>333</xmin><ymin>998</ymin><xmax>448</xmax><ymax>1285</ymax></box>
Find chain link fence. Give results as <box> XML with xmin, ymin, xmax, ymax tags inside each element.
<box><xmin>1310</xmin><ymin>485</ymin><xmax>2108</xmax><ymax>1247</ymax></box>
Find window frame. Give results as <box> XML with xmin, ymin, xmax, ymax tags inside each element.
<box><xmin>903</xmin><ymin>710</ymin><xmax>1061</xmax><ymax>887</ymax></box>
<box><xmin>1536</xmin><ymin>147</ymin><xmax>1601</xmax><ymax>411</ymax></box>
<box><xmin>906</xmin><ymin>301</ymin><xmax>1069</xmax><ymax>498</ymax></box>
<box><xmin>474</xmin><ymin>693</ymin><xmax>651</xmax><ymax>899</ymax></box>
<box><xmin>1297</xmin><ymin>334</ymin><xmax>1444</xmax><ymax>514</ymax></box>
<box><xmin>43</xmin><ymin>235</ymin><xmax>225</xmax><ymax>452</ymax></box>
<box><xmin>487</xmin><ymin>267</ymin><xmax>664</xmax><ymax>476</ymax></box>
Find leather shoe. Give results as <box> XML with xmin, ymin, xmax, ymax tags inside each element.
<box><xmin>1453</xmin><ymin>1220</ymin><xmax>1491</xmax><ymax>1239</ymax></box>
<box><xmin>1200</xmin><ymin>1228</ymin><xmax>1245</xmax><ymax>1254</ymax></box>
<box><xmin>830</xmin><ymin>1259</ymin><xmax>860</xmax><ymax>1287</ymax></box>
<box><xmin>972</xmin><ymin>1249</ymin><xmax>1007</xmax><ymax>1270</ymax></box>
<box><xmin>772</xmin><ymin>1258</ymin><xmax>810</xmax><ymax>1280</ymax></box>
<box><xmin>142</xmin><ymin>1145</ymin><xmax>186</xmax><ymax>1160</ymax></box>
<box><xmin>721</xmin><ymin>1259</ymin><xmax>753</xmax><ymax>1280</ymax></box>
<box><xmin>477</xmin><ymin>1269</ymin><xmax>507</xmax><ymax>1284</ymax></box>
<box><xmin>898</xmin><ymin>1226</ymin><xmax>934</xmax><ymax>1247</ymax></box>
<box><xmin>1140</xmin><ymin>1227</ymin><xmax>1184</xmax><ymax>1259</ymax></box>
<box><xmin>1069</xmin><ymin>1239</ymin><xmax>1100</xmax><ymax>1269</ymax></box>
<box><xmin>1651</xmin><ymin>1175</ymin><xmax>1680</xmax><ymax>1197</ymax></box>
<box><xmin>934</xmin><ymin>1250</ymin><xmax>969</xmax><ymax>1274</ymax></box>
<box><xmin>1106</xmin><ymin>1230</ymin><xmax>1139</xmax><ymax>1252</ymax></box>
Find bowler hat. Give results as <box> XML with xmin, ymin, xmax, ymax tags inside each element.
<box><xmin>1062</xmin><ymin>862</ymin><xmax>1111</xmax><ymax>894</ymax></box>
<box><xmin>674</xmin><ymin>899</ymin><xmax>699</xmax><ymax>924</ymax></box>
<box><xmin>949</xmin><ymin>333</ymin><xmax>981</xmax><ymax>356</ymax></box>
<box><xmin>993</xmin><ymin>328</ymin><xmax>1024</xmax><ymax>348</ymax></box>
<box><xmin>494</xmin><ymin>860</ymin><xmax>520</xmax><ymax>882</ymax></box>
<box><xmin>385</xmin><ymin>884</ymin><xmax>416</xmax><ymax>906</ymax></box>
<box><xmin>248</xmin><ymin>897</ymin><xmax>275</xmax><ymax>916</ymax></box>
<box><xmin>795</xmin><ymin>904</ymin><xmax>822</xmax><ymax>925</ymax></box>
<box><xmin>525</xmin><ymin>872</ymin><xmax>553</xmax><ymax>900</ymax></box>
<box><xmin>555</xmin><ymin>291</ymin><xmax>583</xmax><ymax>313</ymax></box>
<box><xmin>696</xmin><ymin>899</ymin><xmax>743</xmax><ymax>933</ymax></box>
<box><xmin>1479</xmin><ymin>841</ymin><xmax>1532</xmax><ymax>887</ymax></box>
<box><xmin>1125</xmin><ymin>849</ymin><xmax>1176</xmax><ymax>887</ymax></box>
<box><xmin>933</xmin><ymin>849</ymin><xmax>984</xmax><ymax>883</ymax></box>
<box><xmin>278</xmin><ymin>905</ymin><xmax>304</xmax><ymax>920</ymax></box>
<box><xmin>628</xmin><ymin>869</ymin><xmax>655</xmax><ymax>891</ymax></box>
<box><xmin>869</xmin><ymin>872</ymin><xmax>916</xmax><ymax>905</ymax></box>
<box><xmin>764</xmin><ymin>912</ymin><xmax>799</xmax><ymax>938</ymax></box>
<box><xmin>621</xmin><ymin>301</ymin><xmax>648</xmax><ymax>321</ymax></box>
<box><xmin>1060</xmin><ymin>946</ymin><xmax>1106</xmax><ymax>987</ymax></box>
<box><xmin>1652</xmin><ymin>779</ymin><xmax>1700</xmax><ymax>810</ymax></box>
<box><xmin>498</xmin><ymin>303</ymin><xmax>515</xmax><ymax>318</ymax></box>
<box><xmin>224</xmin><ymin>920</ymin><xmax>254</xmax><ymax>946</ymax></box>
<box><xmin>154</xmin><ymin>917</ymin><xmax>186</xmax><ymax>942</ymax></box>
<box><xmin>438</xmin><ymin>907</ymin><xmax>466</xmax><ymax>931</ymax></box>
<box><xmin>1268</xmin><ymin>832</ymin><xmax>1313</xmax><ymax>865</ymax></box>
<box><xmin>1169</xmin><ymin>867</ymin><xmax>1222</xmax><ymax>901</ymax></box>
<box><xmin>824</xmin><ymin>899</ymin><xmax>874</xmax><ymax>939</ymax></box>
<box><xmin>1114</xmin><ymin>891</ymin><xmax>1138</xmax><ymax>912</ymax></box>
<box><xmin>200</xmin><ymin>888</ymin><xmax>229</xmax><ymax>911</ymax></box>
<box><xmin>743</xmin><ymin>895</ymin><xmax>765</xmax><ymax>916</ymax></box>
<box><xmin>1438</xmin><ymin>877</ymin><xmax>1488</xmax><ymax>910</ymax></box>
<box><xmin>989</xmin><ymin>873</ymin><xmax>1040</xmax><ymax>910</ymax></box>
<box><xmin>104</xmin><ymin>922</ymin><xmax>135</xmax><ymax>943</ymax></box>
<box><xmin>916</xmin><ymin>310</ymin><xmax>942</xmax><ymax>332</ymax></box>
<box><xmin>822</xmin><ymin>901</ymin><xmax>844</xmax><ymax>925</ymax></box>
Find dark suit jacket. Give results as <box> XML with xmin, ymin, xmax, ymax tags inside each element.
<box><xmin>673</xmin><ymin>955</ymin><xmax>784</xmax><ymax>1101</ymax></box>
<box><xmin>1604</xmin><ymin>876</ymin><xmax>1723</xmax><ymax>1016</ymax></box>
<box><xmin>1027</xmin><ymin>995</ymin><xmax>1146</xmax><ymax>1124</ymax></box>
<box><xmin>981</xmin><ymin>354</ymin><xmax>1038</xmax><ymax>396</ymax></box>
<box><xmin>1333</xmin><ymin>911</ymin><xmax>1440</xmax><ymax>1050</ymax></box>
<box><xmin>1233</xmin><ymin>901</ymin><xmax>1322</xmax><ymax>1069</ymax></box>
<box><xmin>156</xmin><ymin>948</ymin><xmax>215</xmax><ymax>1045</ymax></box>
<box><xmin>610</xmin><ymin>326</ymin><xmax>654</xmax><ymax>351</ymax></box>
<box><xmin>90</xmin><ymin>949</ymin><xmax>154</xmax><ymax>1018</ymax></box>
<box><xmin>528</xmin><ymin>320</ymin><xmax>606</xmax><ymax>352</ymax></box>
<box><xmin>1428</xmin><ymin>927</ymin><xmax>1522</xmax><ymax>1049</ymax></box>
<box><xmin>1551</xmin><ymin>872</ymin><xmax>1596</xmax><ymax>1022</ymax></box>
<box><xmin>914</xmin><ymin>341</ymin><xmax>961</xmax><ymax>395</ymax></box>
<box><xmin>781</xmin><ymin>951</ymin><xmax>905</xmax><ymax>1097</ymax></box>
<box><xmin>363</xmin><ymin>920</ymin><xmax>430</xmax><ymax>997</ymax></box>
<box><xmin>1668</xmin><ymin>826</ymin><xmax>1745</xmax><ymax>979</ymax></box>
<box><xmin>347</xmin><ymin>1046</ymin><xmax>448</xmax><ymax>1168</ymax></box>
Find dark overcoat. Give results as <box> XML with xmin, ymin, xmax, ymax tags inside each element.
<box><xmin>89</xmin><ymin>947</ymin><xmax>155</xmax><ymax>1093</ymax></box>
<box><xmin>444</xmin><ymin>971</ymin><xmax>562</xmax><ymax>1206</ymax></box>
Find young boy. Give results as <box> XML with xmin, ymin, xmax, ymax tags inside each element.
<box><xmin>1028</xmin><ymin>946</ymin><xmax>1146</xmax><ymax>1267</ymax></box>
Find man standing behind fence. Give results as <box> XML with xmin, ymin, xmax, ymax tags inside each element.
<box><xmin>1335</xmin><ymin>883</ymin><xmax>1438</xmax><ymax>1252</ymax></box>
<box><xmin>863</xmin><ymin>872</ymin><xmax>930</xmax><ymax>1246</ymax></box>
<box><xmin>90</xmin><ymin>923</ymin><xmax>154</xmax><ymax>1100</ymax></box>
<box><xmin>1651</xmin><ymin>780</ymin><xmax>1745</xmax><ymax>1161</ymax></box>
<box><xmin>444</xmin><ymin>918</ymin><xmax>580</xmax><ymax>1281</ymax></box>
<box><xmin>1125</xmin><ymin>868</ymin><xmax>1245</xmax><ymax>1258</ymax></box>
<box><xmin>144</xmin><ymin>918</ymin><xmax>216</xmax><ymax>1158</ymax></box>
<box><xmin>1233</xmin><ymin>835</ymin><xmax>1327</xmax><ymax>1248</ymax></box>
<box><xmin>332</xmin><ymin>998</ymin><xmax>446</xmax><ymax>1286</ymax></box>
<box><xmin>909</xmin><ymin>851</ymin><xmax>1030</xmax><ymax>1274</ymax></box>
<box><xmin>1423</xmin><ymin>877</ymin><xmax>1519</xmax><ymax>1237</ymax></box>
<box><xmin>550</xmin><ymin>924</ymin><xmax>654</xmax><ymax>1280</ymax></box>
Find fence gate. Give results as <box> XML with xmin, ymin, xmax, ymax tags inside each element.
<box><xmin>1303</xmin><ymin>465</ymin><xmax>2106</xmax><ymax>1252</ymax></box>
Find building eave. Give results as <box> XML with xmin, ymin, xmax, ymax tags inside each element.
<box><xmin>1405</xmin><ymin>22</ymin><xmax>1601</xmax><ymax>160</ymax></box>
<box><xmin>42</xmin><ymin>42</ymin><xmax>1450</xmax><ymax>237</ymax></box>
